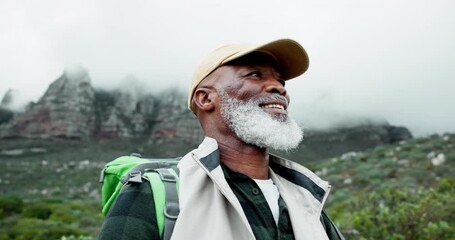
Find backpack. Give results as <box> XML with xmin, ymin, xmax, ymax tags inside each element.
<box><xmin>99</xmin><ymin>153</ymin><xmax>180</xmax><ymax>240</ymax></box>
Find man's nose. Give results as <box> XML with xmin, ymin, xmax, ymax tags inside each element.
<box><xmin>265</xmin><ymin>78</ymin><xmax>287</xmax><ymax>96</ymax></box>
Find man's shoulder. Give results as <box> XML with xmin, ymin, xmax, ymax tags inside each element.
<box><xmin>178</xmin><ymin>137</ymin><xmax>220</xmax><ymax>169</ymax></box>
<box><xmin>98</xmin><ymin>182</ymin><xmax>160</xmax><ymax>240</ymax></box>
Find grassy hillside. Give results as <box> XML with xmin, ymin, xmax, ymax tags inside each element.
<box><xmin>317</xmin><ymin>133</ymin><xmax>455</xmax><ymax>239</ymax></box>
<box><xmin>0</xmin><ymin>138</ymin><xmax>196</xmax><ymax>200</ymax></box>
<box><xmin>0</xmin><ymin>134</ymin><xmax>453</xmax><ymax>239</ymax></box>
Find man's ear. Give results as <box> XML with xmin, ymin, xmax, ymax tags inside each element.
<box><xmin>193</xmin><ymin>87</ymin><xmax>216</xmax><ymax>112</ymax></box>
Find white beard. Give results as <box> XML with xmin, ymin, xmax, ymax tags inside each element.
<box><xmin>218</xmin><ymin>90</ymin><xmax>303</xmax><ymax>151</ymax></box>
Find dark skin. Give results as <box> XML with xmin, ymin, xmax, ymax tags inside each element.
<box><xmin>192</xmin><ymin>53</ymin><xmax>290</xmax><ymax>180</ymax></box>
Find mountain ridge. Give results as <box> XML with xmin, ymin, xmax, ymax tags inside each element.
<box><xmin>0</xmin><ymin>69</ymin><xmax>413</xmax><ymax>161</ymax></box>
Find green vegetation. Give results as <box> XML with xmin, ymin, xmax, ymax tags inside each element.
<box><xmin>0</xmin><ymin>138</ymin><xmax>195</xmax><ymax>200</ymax></box>
<box><xmin>329</xmin><ymin>179</ymin><xmax>455</xmax><ymax>239</ymax></box>
<box><xmin>318</xmin><ymin>134</ymin><xmax>455</xmax><ymax>239</ymax></box>
<box><xmin>0</xmin><ymin>197</ymin><xmax>101</xmax><ymax>240</ymax></box>
<box><xmin>0</xmin><ymin>133</ymin><xmax>454</xmax><ymax>239</ymax></box>
<box><xmin>0</xmin><ymin>195</ymin><xmax>23</xmax><ymax>218</ymax></box>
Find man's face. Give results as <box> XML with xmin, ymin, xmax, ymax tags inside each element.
<box><xmin>211</xmin><ymin>53</ymin><xmax>303</xmax><ymax>151</ymax></box>
<box><xmin>213</xmin><ymin>54</ymin><xmax>290</xmax><ymax>118</ymax></box>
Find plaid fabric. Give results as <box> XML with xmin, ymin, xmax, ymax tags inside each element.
<box><xmin>222</xmin><ymin>164</ymin><xmax>295</xmax><ymax>240</ymax></box>
<box><xmin>97</xmin><ymin>181</ymin><xmax>160</xmax><ymax>240</ymax></box>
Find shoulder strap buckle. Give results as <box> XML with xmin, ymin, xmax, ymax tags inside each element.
<box><xmin>126</xmin><ymin>171</ymin><xmax>143</xmax><ymax>184</ymax></box>
<box><xmin>155</xmin><ymin>168</ymin><xmax>177</xmax><ymax>183</ymax></box>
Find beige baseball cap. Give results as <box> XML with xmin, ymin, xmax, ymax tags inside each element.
<box><xmin>188</xmin><ymin>38</ymin><xmax>309</xmax><ymax>113</ymax></box>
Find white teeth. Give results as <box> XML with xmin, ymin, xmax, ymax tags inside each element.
<box><xmin>262</xmin><ymin>104</ymin><xmax>284</xmax><ymax>110</ymax></box>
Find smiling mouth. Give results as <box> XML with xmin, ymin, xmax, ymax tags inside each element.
<box><xmin>261</xmin><ymin>103</ymin><xmax>285</xmax><ymax>110</ymax></box>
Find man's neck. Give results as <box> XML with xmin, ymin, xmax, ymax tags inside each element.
<box><xmin>216</xmin><ymin>139</ymin><xmax>270</xmax><ymax>180</ymax></box>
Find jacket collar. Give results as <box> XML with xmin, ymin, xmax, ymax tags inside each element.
<box><xmin>189</xmin><ymin>137</ymin><xmax>331</xmax><ymax>204</ymax></box>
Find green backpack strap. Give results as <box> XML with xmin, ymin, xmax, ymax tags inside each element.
<box><xmin>100</xmin><ymin>155</ymin><xmax>152</xmax><ymax>215</ymax></box>
<box><xmin>144</xmin><ymin>168</ymin><xmax>179</xmax><ymax>240</ymax></box>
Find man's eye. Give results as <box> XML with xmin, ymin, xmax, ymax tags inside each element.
<box><xmin>247</xmin><ymin>71</ymin><xmax>262</xmax><ymax>78</ymax></box>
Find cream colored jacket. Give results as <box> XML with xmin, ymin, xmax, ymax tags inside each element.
<box><xmin>172</xmin><ymin>137</ymin><xmax>332</xmax><ymax>240</ymax></box>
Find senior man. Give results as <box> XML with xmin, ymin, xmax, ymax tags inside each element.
<box><xmin>98</xmin><ymin>39</ymin><xmax>344</xmax><ymax>240</ymax></box>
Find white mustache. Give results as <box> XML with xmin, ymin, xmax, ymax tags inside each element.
<box><xmin>253</xmin><ymin>94</ymin><xmax>289</xmax><ymax>106</ymax></box>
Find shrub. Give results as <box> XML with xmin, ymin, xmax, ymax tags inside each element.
<box><xmin>403</xmin><ymin>148</ymin><xmax>427</xmax><ymax>161</ymax></box>
<box><xmin>372</xmin><ymin>145</ymin><xmax>389</xmax><ymax>158</ymax></box>
<box><xmin>8</xmin><ymin>218</ymin><xmax>87</xmax><ymax>240</ymax></box>
<box><xmin>48</xmin><ymin>200</ymin><xmax>103</xmax><ymax>228</ymax></box>
<box><xmin>49</xmin><ymin>202</ymin><xmax>84</xmax><ymax>224</ymax></box>
<box><xmin>0</xmin><ymin>195</ymin><xmax>23</xmax><ymax>217</ymax></box>
<box><xmin>44</xmin><ymin>197</ymin><xmax>65</xmax><ymax>204</ymax></box>
<box><xmin>22</xmin><ymin>203</ymin><xmax>52</xmax><ymax>220</ymax></box>
<box><xmin>446</xmin><ymin>152</ymin><xmax>455</xmax><ymax>162</ymax></box>
<box><xmin>329</xmin><ymin>178</ymin><xmax>455</xmax><ymax>239</ymax></box>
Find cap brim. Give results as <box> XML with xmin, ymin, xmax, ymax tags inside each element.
<box><xmin>221</xmin><ymin>38</ymin><xmax>309</xmax><ymax>80</ymax></box>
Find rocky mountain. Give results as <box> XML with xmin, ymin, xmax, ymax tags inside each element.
<box><xmin>293</xmin><ymin>124</ymin><xmax>413</xmax><ymax>161</ymax></box>
<box><xmin>0</xmin><ymin>89</ymin><xmax>18</xmax><ymax>109</ymax></box>
<box><xmin>0</xmin><ymin>69</ymin><xmax>412</xmax><ymax>159</ymax></box>
<box><xmin>0</xmin><ymin>68</ymin><xmax>95</xmax><ymax>139</ymax></box>
<box><xmin>0</xmin><ymin>68</ymin><xmax>203</xmax><ymax>143</ymax></box>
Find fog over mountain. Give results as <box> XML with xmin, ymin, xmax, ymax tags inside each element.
<box><xmin>0</xmin><ymin>0</ymin><xmax>454</xmax><ymax>136</ymax></box>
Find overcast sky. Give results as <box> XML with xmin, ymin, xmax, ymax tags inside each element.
<box><xmin>0</xmin><ymin>0</ymin><xmax>453</xmax><ymax>136</ymax></box>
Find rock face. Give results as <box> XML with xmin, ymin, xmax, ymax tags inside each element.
<box><xmin>0</xmin><ymin>89</ymin><xmax>18</xmax><ymax>125</ymax></box>
<box><xmin>0</xmin><ymin>89</ymin><xmax>19</xmax><ymax>109</ymax></box>
<box><xmin>306</xmin><ymin>124</ymin><xmax>412</xmax><ymax>146</ymax></box>
<box><xmin>0</xmin><ymin>68</ymin><xmax>203</xmax><ymax>141</ymax></box>
<box><xmin>294</xmin><ymin>124</ymin><xmax>413</xmax><ymax>161</ymax></box>
<box><xmin>90</xmin><ymin>88</ymin><xmax>203</xmax><ymax>141</ymax></box>
<box><xmin>0</xmin><ymin>68</ymin><xmax>95</xmax><ymax>139</ymax></box>
<box><xmin>92</xmin><ymin>90</ymin><xmax>156</xmax><ymax>138</ymax></box>
<box><xmin>148</xmin><ymin>89</ymin><xmax>203</xmax><ymax>144</ymax></box>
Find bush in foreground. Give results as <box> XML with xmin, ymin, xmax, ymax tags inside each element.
<box><xmin>329</xmin><ymin>178</ymin><xmax>455</xmax><ymax>239</ymax></box>
<box><xmin>8</xmin><ymin>218</ymin><xmax>87</xmax><ymax>240</ymax></box>
<box><xmin>0</xmin><ymin>195</ymin><xmax>23</xmax><ymax>218</ymax></box>
<box><xmin>0</xmin><ymin>198</ymin><xmax>102</xmax><ymax>239</ymax></box>
<box><xmin>22</xmin><ymin>203</ymin><xmax>52</xmax><ymax>220</ymax></box>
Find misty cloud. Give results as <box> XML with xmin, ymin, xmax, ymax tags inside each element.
<box><xmin>0</xmin><ymin>0</ymin><xmax>454</xmax><ymax>136</ymax></box>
